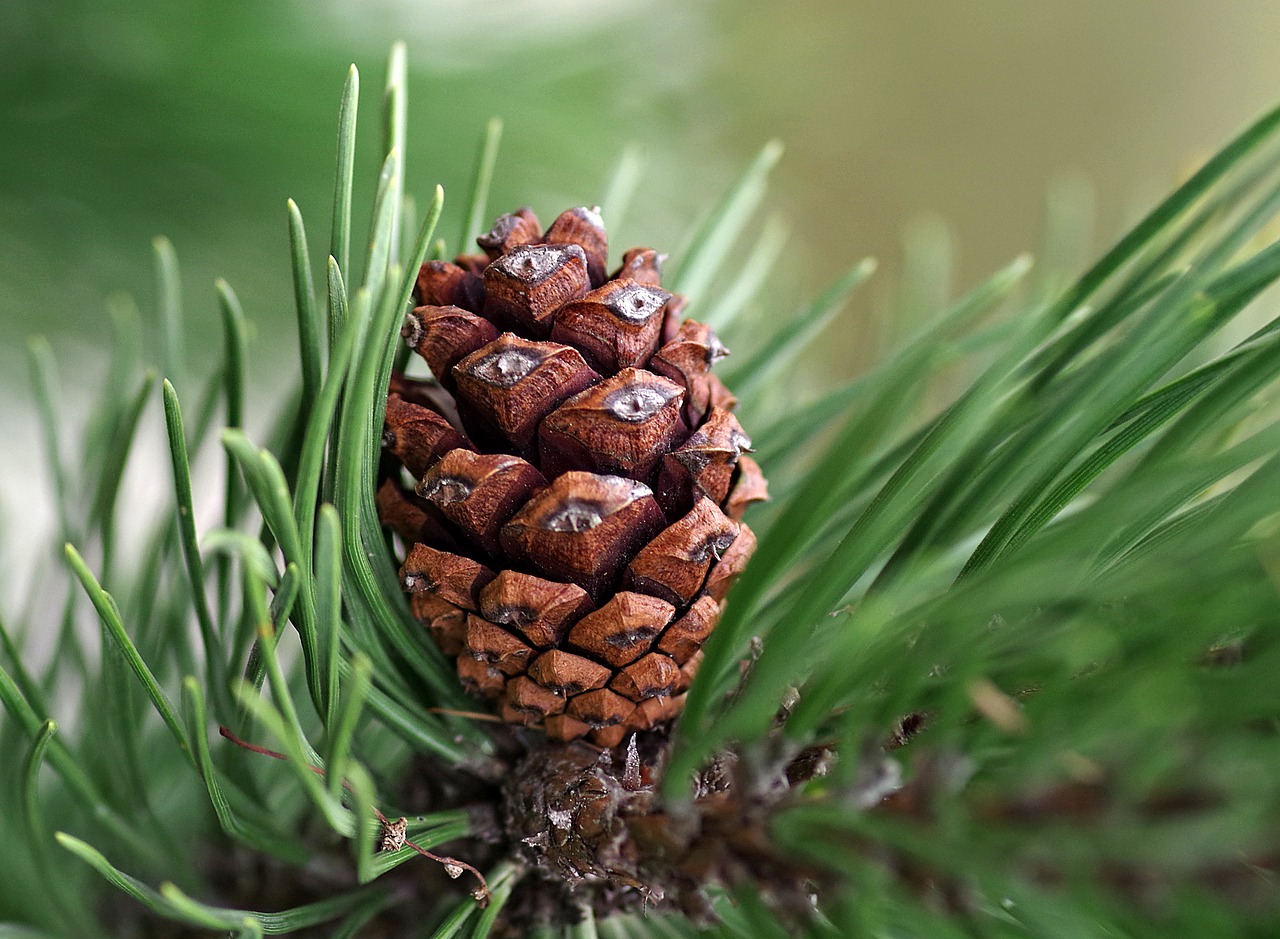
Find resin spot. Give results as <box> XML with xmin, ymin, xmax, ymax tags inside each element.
<box><xmin>494</xmin><ymin>244</ymin><xmax>580</xmax><ymax>283</ymax></box>
<box><xmin>421</xmin><ymin>475</ymin><xmax>472</xmax><ymax>505</ymax></box>
<box><xmin>470</xmin><ymin>348</ymin><xmax>543</xmax><ymax>387</ymax></box>
<box><xmin>543</xmin><ymin>500</ymin><xmax>606</xmax><ymax>533</ymax></box>
<box><xmin>609</xmin><ymin>283</ymin><xmax>668</xmax><ymax>324</ymax></box>
<box><xmin>603</xmin><ymin>384</ymin><xmax>677</xmax><ymax>423</ymax></box>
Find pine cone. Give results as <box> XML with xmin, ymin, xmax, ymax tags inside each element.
<box><xmin>380</xmin><ymin>207</ymin><xmax>766</xmax><ymax>747</ymax></box>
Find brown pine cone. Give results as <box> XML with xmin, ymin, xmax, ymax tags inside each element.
<box><xmin>381</xmin><ymin>206</ymin><xmax>767</xmax><ymax>747</ymax></box>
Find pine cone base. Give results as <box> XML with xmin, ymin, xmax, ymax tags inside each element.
<box><xmin>497</xmin><ymin>736</ymin><xmax>831</xmax><ymax>930</ymax></box>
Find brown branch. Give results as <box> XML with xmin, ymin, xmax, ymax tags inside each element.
<box><xmin>426</xmin><ymin>707</ymin><xmax>506</xmax><ymax>724</ymax></box>
<box><xmin>217</xmin><ymin>725</ymin><xmax>490</xmax><ymax>905</ymax></box>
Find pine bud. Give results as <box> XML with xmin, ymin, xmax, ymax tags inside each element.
<box><xmin>477</xmin><ymin>207</ymin><xmax>542</xmax><ymax>259</ymax></box>
<box><xmin>383</xmin><ymin>394</ymin><xmax>472</xmax><ymax>478</ymax></box>
<box><xmin>659</xmin><ymin>295</ymin><xmax>690</xmax><ymax>345</ymax></box>
<box><xmin>611</xmin><ymin>651</ymin><xmax>682</xmax><ymax>701</ymax></box>
<box><xmin>478</xmin><ymin>572</ymin><xmax>593</xmax><ymax>649</ymax></box>
<box><xmin>650</xmin><ymin>321</ymin><xmax>731</xmax><ymax>425</ymax></box>
<box><xmin>400</xmin><ymin>544</ymin><xmax>495</xmax><ymax>611</ymax></box>
<box><xmin>410</xmin><ymin>594</ymin><xmax>468</xmax><ymax>656</ymax></box>
<box><xmin>627</xmin><ymin>693</ymin><xmax>685</xmax><ymax>731</ymax></box>
<box><xmin>375</xmin><ymin>480</ymin><xmax>455</xmax><ymax>550</ymax></box>
<box><xmin>465</xmin><ymin>615</ymin><xmax>536</xmax><ymax>676</ymax></box>
<box><xmin>482</xmin><ymin>244</ymin><xmax>590</xmax><ymax>336</ymax></box>
<box><xmin>550</xmin><ymin>279</ymin><xmax>671</xmax><ymax>374</ymax></box>
<box><xmin>656</xmin><ymin>407</ymin><xmax>751</xmax><ymax>515</ymax></box>
<box><xmin>567</xmin><ymin>688</ymin><xmax>635</xmax><ymax>730</ymax></box>
<box><xmin>726</xmin><ymin>454</ymin><xmax>769</xmax><ymax>520</ymax></box>
<box><xmin>544</xmin><ymin>207</ymin><xmax>609</xmax><ymax>287</ymax></box>
<box><xmin>566</xmin><ymin>592</ymin><xmax>675</xmax><ymax>668</ymax></box>
<box><xmin>538</xmin><ymin>369</ymin><xmax>685</xmax><ymax>480</ymax></box>
<box><xmin>454</xmin><ymin>334</ymin><xmax>599</xmax><ymax>454</ymax></box>
<box><xmin>527</xmin><ymin>649</ymin><xmax>612</xmax><ymax>697</ymax></box>
<box><xmin>502</xmin><ymin>676</ymin><xmax>566</xmax><ymax>723</ymax></box>
<box><xmin>403</xmin><ymin>305</ymin><xmax>499</xmax><ymax>392</ymax></box>
<box><xmin>676</xmin><ymin>649</ymin><xmax>703</xmax><ymax>693</ymax></box>
<box><xmin>386</xmin><ymin>373</ymin><xmax>457</xmax><ymax>416</ymax></box>
<box><xmin>655</xmin><ymin>595</ymin><xmax>719</xmax><ymax>664</ymax></box>
<box><xmin>613</xmin><ymin>247</ymin><xmax>665</xmax><ymax>287</ymax></box>
<box><xmin>544</xmin><ymin>713</ymin><xmax>593</xmax><ymax>743</ymax></box>
<box><xmin>416</xmin><ymin>259</ymin><xmax>483</xmax><ymax>310</ymax></box>
<box><xmin>500</xmin><ymin>473</ymin><xmax>665</xmax><ymax>601</ymax></box>
<box><xmin>417</xmin><ymin>450</ymin><xmax>546</xmax><ymax>557</ymax></box>
<box><xmin>704</xmin><ymin>522</ymin><xmax>757</xmax><ymax>601</ymax></box>
<box><xmin>457</xmin><ymin>656</ymin><xmax>506</xmax><ymax>698</ymax></box>
<box><xmin>624</xmin><ymin>496</ymin><xmax>738</xmax><ymax>606</ymax></box>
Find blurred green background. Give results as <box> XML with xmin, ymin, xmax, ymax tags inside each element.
<box><xmin>5</xmin><ymin>0</ymin><xmax>1280</xmax><ymax>601</ymax></box>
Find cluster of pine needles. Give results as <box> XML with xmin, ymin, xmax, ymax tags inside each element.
<box><xmin>2</xmin><ymin>45</ymin><xmax>1280</xmax><ymax>938</ymax></box>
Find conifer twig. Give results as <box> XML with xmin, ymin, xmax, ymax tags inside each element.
<box><xmin>217</xmin><ymin>725</ymin><xmax>491</xmax><ymax>904</ymax></box>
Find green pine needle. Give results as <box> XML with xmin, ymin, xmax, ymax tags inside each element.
<box><xmin>4</xmin><ymin>45</ymin><xmax>1280</xmax><ymax>939</ymax></box>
